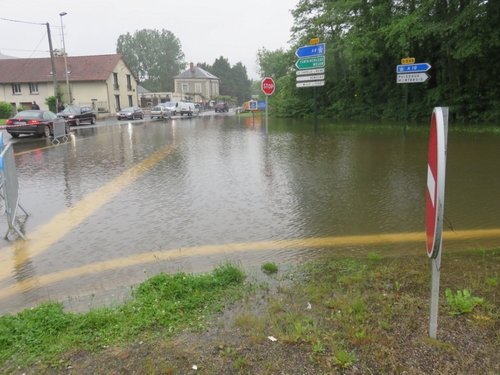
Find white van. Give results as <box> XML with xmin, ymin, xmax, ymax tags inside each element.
<box><xmin>163</xmin><ymin>101</ymin><xmax>181</xmax><ymax>116</ymax></box>
<box><xmin>179</xmin><ymin>102</ymin><xmax>199</xmax><ymax>116</ymax></box>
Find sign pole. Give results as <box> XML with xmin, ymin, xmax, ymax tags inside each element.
<box><xmin>314</xmin><ymin>86</ymin><xmax>318</xmax><ymax>133</ymax></box>
<box><xmin>429</xmin><ymin>253</ymin><xmax>441</xmax><ymax>338</ymax></box>
<box><xmin>261</xmin><ymin>77</ymin><xmax>275</xmax><ymax>133</ymax></box>
<box><xmin>265</xmin><ymin>95</ymin><xmax>269</xmax><ymax>133</ymax></box>
<box><xmin>404</xmin><ymin>84</ymin><xmax>408</xmax><ymax>136</ymax></box>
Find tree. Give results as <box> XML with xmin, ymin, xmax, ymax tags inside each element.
<box><xmin>208</xmin><ymin>57</ymin><xmax>252</xmax><ymax>104</ymax></box>
<box><xmin>256</xmin><ymin>47</ymin><xmax>293</xmax><ymax>80</ymax></box>
<box><xmin>230</xmin><ymin>62</ymin><xmax>251</xmax><ymax>105</ymax></box>
<box><xmin>116</xmin><ymin>29</ymin><xmax>185</xmax><ymax>92</ymax></box>
<box><xmin>211</xmin><ymin>56</ymin><xmax>233</xmax><ymax>96</ymax></box>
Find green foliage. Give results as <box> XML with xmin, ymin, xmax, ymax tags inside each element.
<box><xmin>333</xmin><ymin>349</ymin><xmax>356</xmax><ymax>369</ymax></box>
<box><xmin>0</xmin><ymin>102</ymin><xmax>13</xmax><ymax>119</ymax></box>
<box><xmin>445</xmin><ymin>289</ymin><xmax>484</xmax><ymax>315</ymax></box>
<box><xmin>199</xmin><ymin>58</ymin><xmax>252</xmax><ymax>104</ymax></box>
<box><xmin>261</xmin><ymin>262</ymin><xmax>279</xmax><ymax>275</ymax></box>
<box><xmin>45</xmin><ymin>96</ymin><xmax>58</xmax><ymax>113</ymax></box>
<box><xmin>272</xmin><ymin>0</ymin><xmax>500</xmax><ymax>122</ymax></box>
<box><xmin>256</xmin><ymin>47</ymin><xmax>293</xmax><ymax>80</ymax></box>
<box><xmin>116</xmin><ymin>29</ymin><xmax>185</xmax><ymax>92</ymax></box>
<box><xmin>0</xmin><ymin>263</ymin><xmax>245</xmax><ymax>368</ymax></box>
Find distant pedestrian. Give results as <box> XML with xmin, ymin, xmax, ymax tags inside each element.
<box><xmin>57</xmin><ymin>103</ymin><xmax>64</xmax><ymax>112</ymax></box>
<box><xmin>32</xmin><ymin>101</ymin><xmax>40</xmax><ymax>110</ymax></box>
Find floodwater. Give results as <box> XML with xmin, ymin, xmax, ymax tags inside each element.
<box><xmin>0</xmin><ymin>114</ymin><xmax>499</xmax><ymax>315</ymax></box>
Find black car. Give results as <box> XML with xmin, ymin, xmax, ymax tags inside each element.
<box><xmin>6</xmin><ymin>110</ymin><xmax>69</xmax><ymax>138</ymax></box>
<box><xmin>116</xmin><ymin>106</ymin><xmax>144</xmax><ymax>120</ymax></box>
<box><xmin>214</xmin><ymin>102</ymin><xmax>229</xmax><ymax>113</ymax></box>
<box><xmin>57</xmin><ymin>105</ymin><xmax>96</xmax><ymax>126</ymax></box>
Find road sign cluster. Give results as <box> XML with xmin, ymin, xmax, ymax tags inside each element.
<box><xmin>295</xmin><ymin>40</ymin><xmax>325</xmax><ymax>88</ymax></box>
<box><xmin>397</xmin><ymin>59</ymin><xmax>431</xmax><ymax>84</ymax></box>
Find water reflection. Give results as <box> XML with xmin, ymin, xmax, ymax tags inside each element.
<box><xmin>0</xmin><ymin>117</ymin><xmax>499</xmax><ymax>315</ymax></box>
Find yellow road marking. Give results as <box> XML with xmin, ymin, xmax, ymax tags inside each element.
<box><xmin>0</xmin><ymin>229</ymin><xmax>499</xmax><ymax>300</ymax></box>
<box><xmin>0</xmin><ymin>143</ymin><xmax>179</xmax><ymax>282</ymax></box>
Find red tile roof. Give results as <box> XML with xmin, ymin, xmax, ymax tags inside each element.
<box><xmin>0</xmin><ymin>54</ymin><xmax>137</xmax><ymax>83</ymax></box>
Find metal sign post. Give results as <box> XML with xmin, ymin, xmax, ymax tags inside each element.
<box><xmin>261</xmin><ymin>77</ymin><xmax>275</xmax><ymax>133</ymax></box>
<box><xmin>397</xmin><ymin>58</ymin><xmax>431</xmax><ymax>135</ymax></box>
<box><xmin>295</xmin><ymin>38</ymin><xmax>326</xmax><ymax>133</ymax></box>
<box><xmin>426</xmin><ymin>107</ymin><xmax>448</xmax><ymax>339</ymax></box>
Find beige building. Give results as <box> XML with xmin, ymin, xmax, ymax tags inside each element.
<box><xmin>173</xmin><ymin>63</ymin><xmax>220</xmax><ymax>105</ymax></box>
<box><xmin>0</xmin><ymin>54</ymin><xmax>138</xmax><ymax>115</ymax></box>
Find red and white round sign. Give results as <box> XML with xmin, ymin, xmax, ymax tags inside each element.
<box><xmin>261</xmin><ymin>77</ymin><xmax>275</xmax><ymax>95</ymax></box>
<box><xmin>426</xmin><ymin>107</ymin><xmax>448</xmax><ymax>258</ymax></box>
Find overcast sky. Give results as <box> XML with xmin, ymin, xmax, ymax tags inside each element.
<box><xmin>0</xmin><ymin>0</ymin><xmax>299</xmax><ymax>80</ymax></box>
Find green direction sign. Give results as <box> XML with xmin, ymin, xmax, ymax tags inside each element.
<box><xmin>296</xmin><ymin>56</ymin><xmax>325</xmax><ymax>70</ymax></box>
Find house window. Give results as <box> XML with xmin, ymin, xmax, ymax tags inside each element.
<box><xmin>126</xmin><ymin>75</ymin><xmax>132</xmax><ymax>90</ymax></box>
<box><xmin>182</xmin><ymin>83</ymin><xmax>189</xmax><ymax>93</ymax></box>
<box><xmin>30</xmin><ymin>83</ymin><xmax>39</xmax><ymax>94</ymax></box>
<box><xmin>12</xmin><ymin>83</ymin><xmax>21</xmax><ymax>94</ymax></box>
<box><xmin>128</xmin><ymin>95</ymin><xmax>133</xmax><ymax>107</ymax></box>
<box><xmin>195</xmin><ymin>83</ymin><xmax>201</xmax><ymax>93</ymax></box>
<box><xmin>212</xmin><ymin>83</ymin><xmax>218</xmax><ymax>96</ymax></box>
<box><xmin>113</xmin><ymin>73</ymin><xmax>119</xmax><ymax>89</ymax></box>
<box><xmin>115</xmin><ymin>95</ymin><xmax>121</xmax><ymax>111</ymax></box>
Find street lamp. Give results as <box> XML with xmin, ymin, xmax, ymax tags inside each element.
<box><xmin>59</xmin><ymin>12</ymin><xmax>71</xmax><ymax>104</ymax></box>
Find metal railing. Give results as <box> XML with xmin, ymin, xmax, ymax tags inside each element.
<box><xmin>0</xmin><ymin>142</ymin><xmax>29</xmax><ymax>240</ymax></box>
<box><xmin>51</xmin><ymin>121</ymin><xmax>68</xmax><ymax>144</ymax></box>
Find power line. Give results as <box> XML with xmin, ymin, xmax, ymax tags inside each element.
<box><xmin>0</xmin><ymin>17</ymin><xmax>45</xmax><ymax>26</ymax></box>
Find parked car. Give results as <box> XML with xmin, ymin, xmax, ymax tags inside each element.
<box><xmin>6</xmin><ymin>110</ymin><xmax>69</xmax><ymax>138</ymax></box>
<box><xmin>116</xmin><ymin>106</ymin><xmax>144</xmax><ymax>120</ymax></box>
<box><xmin>150</xmin><ymin>104</ymin><xmax>171</xmax><ymax>120</ymax></box>
<box><xmin>214</xmin><ymin>102</ymin><xmax>229</xmax><ymax>113</ymax></box>
<box><xmin>57</xmin><ymin>105</ymin><xmax>96</xmax><ymax>126</ymax></box>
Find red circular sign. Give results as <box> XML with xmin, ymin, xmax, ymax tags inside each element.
<box><xmin>261</xmin><ymin>77</ymin><xmax>275</xmax><ymax>95</ymax></box>
<box><xmin>426</xmin><ymin>108</ymin><xmax>447</xmax><ymax>258</ymax></box>
<box><xmin>426</xmin><ymin>112</ymin><xmax>438</xmax><ymax>257</ymax></box>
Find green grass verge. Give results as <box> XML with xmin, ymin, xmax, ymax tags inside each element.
<box><xmin>2</xmin><ymin>251</ymin><xmax>500</xmax><ymax>373</ymax></box>
<box><xmin>0</xmin><ymin>263</ymin><xmax>245</xmax><ymax>368</ymax></box>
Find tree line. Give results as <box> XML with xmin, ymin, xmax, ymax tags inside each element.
<box><xmin>257</xmin><ymin>0</ymin><xmax>499</xmax><ymax>123</ymax></box>
<box><xmin>116</xmin><ymin>30</ymin><xmax>251</xmax><ymax>105</ymax></box>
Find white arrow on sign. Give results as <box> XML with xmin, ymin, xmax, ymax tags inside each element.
<box><xmin>296</xmin><ymin>80</ymin><xmax>325</xmax><ymax>88</ymax></box>
<box><xmin>397</xmin><ymin>73</ymin><xmax>430</xmax><ymax>83</ymax></box>
<box><xmin>296</xmin><ymin>68</ymin><xmax>325</xmax><ymax>76</ymax></box>
<box><xmin>296</xmin><ymin>74</ymin><xmax>325</xmax><ymax>82</ymax></box>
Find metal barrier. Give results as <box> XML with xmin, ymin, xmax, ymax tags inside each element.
<box><xmin>52</xmin><ymin>121</ymin><xmax>68</xmax><ymax>144</ymax></box>
<box><xmin>0</xmin><ymin>142</ymin><xmax>29</xmax><ymax>240</ymax></box>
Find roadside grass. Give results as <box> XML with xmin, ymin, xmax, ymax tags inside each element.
<box><xmin>1</xmin><ymin>250</ymin><xmax>500</xmax><ymax>374</ymax></box>
<box><xmin>0</xmin><ymin>263</ymin><xmax>245</xmax><ymax>370</ymax></box>
<box><xmin>236</xmin><ymin>111</ymin><xmax>264</xmax><ymax>117</ymax></box>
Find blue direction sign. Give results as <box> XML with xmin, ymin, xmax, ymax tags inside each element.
<box><xmin>295</xmin><ymin>43</ymin><xmax>326</xmax><ymax>58</ymax></box>
<box><xmin>249</xmin><ymin>101</ymin><xmax>257</xmax><ymax>110</ymax></box>
<box><xmin>258</xmin><ymin>100</ymin><xmax>266</xmax><ymax>111</ymax></box>
<box><xmin>397</xmin><ymin>63</ymin><xmax>431</xmax><ymax>73</ymax></box>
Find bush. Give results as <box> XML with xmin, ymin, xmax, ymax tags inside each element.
<box><xmin>0</xmin><ymin>102</ymin><xmax>13</xmax><ymax>119</ymax></box>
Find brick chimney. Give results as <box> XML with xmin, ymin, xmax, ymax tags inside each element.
<box><xmin>190</xmin><ymin>62</ymin><xmax>194</xmax><ymax>72</ymax></box>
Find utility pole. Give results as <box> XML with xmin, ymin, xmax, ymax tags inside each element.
<box><xmin>46</xmin><ymin>23</ymin><xmax>59</xmax><ymax>108</ymax></box>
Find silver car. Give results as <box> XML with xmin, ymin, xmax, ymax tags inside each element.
<box><xmin>150</xmin><ymin>104</ymin><xmax>171</xmax><ymax>120</ymax></box>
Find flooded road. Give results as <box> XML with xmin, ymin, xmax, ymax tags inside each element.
<box><xmin>1</xmin><ymin>115</ymin><xmax>499</xmax><ymax>315</ymax></box>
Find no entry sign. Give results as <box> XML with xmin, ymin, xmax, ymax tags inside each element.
<box><xmin>426</xmin><ymin>107</ymin><xmax>448</xmax><ymax>258</ymax></box>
